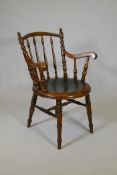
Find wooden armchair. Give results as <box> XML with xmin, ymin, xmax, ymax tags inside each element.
<box><xmin>17</xmin><ymin>28</ymin><xmax>97</xmax><ymax>149</ymax></box>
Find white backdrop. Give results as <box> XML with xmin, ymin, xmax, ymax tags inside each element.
<box><xmin>0</xmin><ymin>1</ymin><xmax>117</xmax><ymax>175</ymax></box>
<box><xmin>0</xmin><ymin>0</ymin><xmax>117</xmax><ymax>93</ymax></box>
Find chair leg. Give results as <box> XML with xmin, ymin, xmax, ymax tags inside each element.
<box><xmin>27</xmin><ymin>92</ymin><xmax>37</xmax><ymax>128</ymax></box>
<box><xmin>85</xmin><ymin>94</ymin><xmax>93</xmax><ymax>133</ymax></box>
<box><xmin>56</xmin><ymin>99</ymin><xmax>62</xmax><ymax>149</ymax></box>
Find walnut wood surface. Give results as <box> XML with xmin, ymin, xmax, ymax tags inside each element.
<box><xmin>56</xmin><ymin>99</ymin><xmax>62</xmax><ymax>149</ymax></box>
<box><xmin>33</xmin><ymin>78</ymin><xmax>91</xmax><ymax>99</ymax></box>
<box><xmin>17</xmin><ymin>28</ymin><xmax>97</xmax><ymax>149</ymax></box>
<box><xmin>23</xmin><ymin>32</ymin><xmax>59</xmax><ymax>40</ymax></box>
<box><xmin>65</xmin><ymin>50</ymin><xmax>97</xmax><ymax>60</ymax></box>
<box><xmin>85</xmin><ymin>94</ymin><xmax>93</xmax><ymax>133</ymax></box>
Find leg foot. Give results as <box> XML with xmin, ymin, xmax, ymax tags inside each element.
<box><xmin>27</xmin><ymin>93</ymin><xmax>37</xmax><ymax>128</ymax></box>
<box><xmin>85</xmin><ymin>94</ymin><xmax>93</xmax><ymax>133</ymax></box>
<box><xmin>56</xmin><ymin>99</ymin><xmax>62</xmax><ymax>149</ymax></box>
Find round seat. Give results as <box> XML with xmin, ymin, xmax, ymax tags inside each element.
<box><xmin>36</xmin><ymin>78</ymin><xmax>91</xmax><ymax>99</ymax></box>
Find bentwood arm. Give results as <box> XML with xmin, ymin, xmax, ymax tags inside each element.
<box><xmin>27</xmin><ymin>61</ymin><xmax>48</xmax><ymax>92</ymax></box>
<box><xmin>64</xmin><ymin>50</ymin><xmax>97</xmax><ymax>60</ymax></box>
<box><xmin>65</xmin><ymin>50</ymin><xmax>97</xmax><ymax>82</ymax></box>
<box><xmin>30</xmin><ymin>61</ymin><xmax>48</xmax><ymax>71</ymax></box>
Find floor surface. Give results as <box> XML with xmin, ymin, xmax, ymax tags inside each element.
<box><xmin>0</xmin><ymin>86</ymin><xmax>117</xmax><ymax>175</ymax></box>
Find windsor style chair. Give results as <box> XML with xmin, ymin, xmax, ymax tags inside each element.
<box><xmin>17</xmin><ymin>28</ymin><xmax>97</xmax><ymax>149</ymax></box>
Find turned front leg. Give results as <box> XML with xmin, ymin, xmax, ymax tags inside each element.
<box><xmin>85</xmin><ymin>94</ymin><xmax>93</xmax><ymax>133</ymax></box>
<box><xmin>56</xmin><ymin>99</ymin><xmax>62</xmax><ymax>149</ymax></box>
<box><xmin>27</xmin><ymin>92</ymin><xmax>37</xmax><ymax>128</ymax></box>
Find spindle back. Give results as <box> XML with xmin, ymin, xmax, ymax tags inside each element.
<box><xmin>18</xmin><ymin>29</ymin><xmax>68</xmax><ymax>86</ymax></box>
<box><xmin>18</xmin><ymin>28</ymin><xmax>92</xmax><ymax>93</ymax></box>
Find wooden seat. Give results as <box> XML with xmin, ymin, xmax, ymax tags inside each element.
<box><xmin>35</xmin><ymin>78</ymin><xmax>91</xmax><ymax>99</ymax></box>
<box><xmin>17</xmin><ymin>28</ymin><xmax>97</xmax><ymax>149</ymax></box>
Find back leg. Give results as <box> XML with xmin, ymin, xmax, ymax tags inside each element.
<box><xmin>56</xmin><ymin>99</ymin><xmax>62</xmax><ymax>149</ymax></box>
<box><xmin>27</xmin><ymin>92</ymin><xmax>37</xmax><ymax>128</ymax></box>
<box><xmin>85</xmin><ymin>94</ymin><xmax>93</xmax><ymax>133</ymax></box>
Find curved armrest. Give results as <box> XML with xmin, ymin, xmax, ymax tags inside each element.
<box><xmin>30</xmin><ymin>62</ymin><xmax>48</xmax><ymax>71</ymax></box>
<box><xmin>65</xmin><ymin>50</ymin><xmax>97</xmax><ymax>60</ymax></box>
<box><xmin>24</xmin><ymin>53</ymin><xmax>48</xmax><ymax>72</ymax></box>
<box><xmin>30</xmin><ymin>61</ymin><xmax>48</xmax><ymax>92</ymax></box>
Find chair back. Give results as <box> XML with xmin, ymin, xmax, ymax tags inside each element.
<box><xmin>18</xmin><ymin>28</ymin><xmax>68</xmax><ymax>89</ymax></box>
